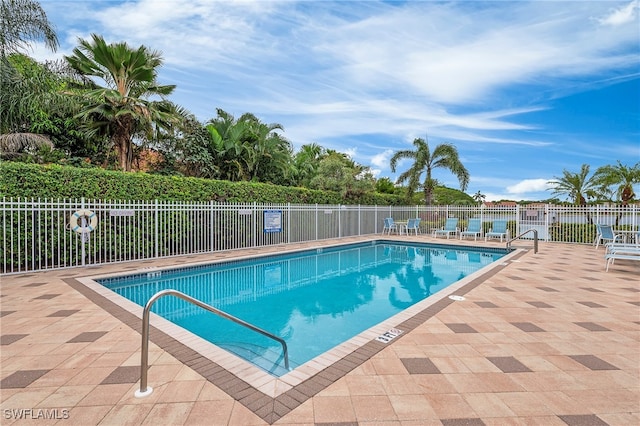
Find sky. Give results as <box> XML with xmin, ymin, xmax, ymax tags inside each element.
<box><xmin>34</xmin><ymin>0</ymin><xmax>640</xmax><ymax>202</ymax></box>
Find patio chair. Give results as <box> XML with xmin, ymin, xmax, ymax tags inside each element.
<box><xmin>605</xmin><ymin>243</ymin><xmax>640</xmax><ymax>271</ymax></box>
<box><xmin>594</xmin><ymin>224</ymin><xmax>621</xmax><ymax>249</ymax></box>
<box><xmin>460</xmin><ymin>218</ymin><xmax>482</xmax><ymax>241</ymax></box>
<box><xmin>434</xmin><ymin>218</ymin><xmax>459</xmax><ymax>239</ymax></box>
<box><xmin>405</xmin><ymin>218</ymin><xmax>421</xmax><ymax>235</ymax></box>
<box><xmin>382</xmin><ymin>217</ymin><xmax>398</xmax><ymax>235</ymax></box>
<box><xmin>485</xmin><ymin>220</ymin><xmax>508</xmax><ymax>242</ymax></box>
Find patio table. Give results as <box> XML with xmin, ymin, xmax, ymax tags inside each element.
<box><xmin>395</xmin><ymin>221</ymin><xmax>408</xmax><ymax>235</ymax></box>
<box><xmin>614</xmin><ymin>229</ymin><xmax>638</xmax><ymax>244</ymax></box>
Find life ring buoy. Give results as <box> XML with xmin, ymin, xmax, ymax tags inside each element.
<box><xmin>70</xmin><ymin>209</ymin><xmax>98</xmax><ymax>233</ymax></box>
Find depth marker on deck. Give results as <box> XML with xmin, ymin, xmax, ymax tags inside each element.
<box><xmin>376</xmin><ymin>328</ymin><xmax>404</xmax><ymax>343</ymax></box>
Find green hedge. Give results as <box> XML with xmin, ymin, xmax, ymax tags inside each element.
<box><xmin>0</xmin><ymin>162</ymin><xmax>404</xmax><ymax>205</ymax></box>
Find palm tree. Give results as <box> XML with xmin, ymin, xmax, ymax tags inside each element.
<box><xmin>292</xmin><ymin>143</ymin><xmax>324</xmax><ymax>186</ymax></box>
<box><xmin>547</xmin><ymin>164</ymin><xmax>599</xmax><ymax>205</ymax></box>
<box><xmin>0</xmin><ymin>0</ymin><xmax>58</xmax><ymax>57</ymax></box>
<box><xmin>473</xmin><ymin>191</ymin><xmax>486</xmax><ymax>205</ymax></box>
<box><xmin>205</xmin><ymin>108</ymin><xmax>249</xmax><ymax>180</ymax></box>
<box><xmin>1</xmin><ymin>0</ymin><xmax>59</xmax><ymax>134</ymax></box>
<box><xmin>0</xmin><ymin>132</ymin><xmax>52</xmax><ymax>159</ymax></box>
<box><xmin>204</xmin><ymin>109</ymin><xmax>293</xmax><ymax>183</ymax></box>
<box><xmin>592</xmin><ymin>161</ymin><xmax>640</xmax><ymax>205</ymax></box>
<box><xmin>390</xmin><ymin>137</ymin><xmax>469</xmax><ymax>205</ymax></box>
<box><xmin>241</xmin><ymin>113</ymin><xmax>291</xmax><ymax>183</ymax></box>
<box><xmin>65</xmin><ymin>34</ymin><xmax>179</xmax><ymax>171</ymax></box>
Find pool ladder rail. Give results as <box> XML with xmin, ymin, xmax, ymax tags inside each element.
<box><xmin>135</xmin><ymin>289</ymin><xmax>289</xmax><ymax>398</ymax></box>
<box><xmin>506</xmin><ymin>229</ymin><xmax>539</xmax><ymax>254</ymax></box>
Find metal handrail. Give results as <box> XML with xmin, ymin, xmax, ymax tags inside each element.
<box><xmin>135</xmin><ymin>289</ymin><xmax>289</xmax><ymax>397</ymax></box>
<box><xmin>507</xmin><ymin>229</ymin><xmax>539</xmax><ymax>254</ymax></box>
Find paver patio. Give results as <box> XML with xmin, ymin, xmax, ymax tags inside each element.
<box><xmin>1</xmin><ymin>236</ymin><xmax>638</xmax><ymax>425</ymax></box>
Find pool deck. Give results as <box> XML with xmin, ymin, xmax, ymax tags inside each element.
<box><xmin>1</xmin><ymin>235</ymin><xmax>638</xmax><ymax>425</ymax></box>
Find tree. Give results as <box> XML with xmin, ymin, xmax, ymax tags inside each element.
<box><xmin>0</xmin><ymin>0</ymin><xmax>58</xmax><ymax>57</ymax></box>
<box><xmin>390</xmin><ymin>137</ymin><xmax>469</xmax><ymax>205</ymax></box>
<box><xmin>547</xmin><ymin>164</ymin><xmax>599</xmax><ymax>205</ymax></box>
<box><xmin>204</xmin><ymin>108</ymin><xmax>249</xmax><ymax>180</ymax></box>
<box><xmin>203</xmin><ymin>109</ymin><xmax>292</xmax><ymax>183</ymax></box>
<box><xmin>473</xmin><ymin>191</ymin><xmax>486</xmax><ymax>205</ymax></box>
<box><xmin>0</xmin><ymin>0</ymin><xmax>59</xmax><ymax>134</ymax></box>
<box><xmin>0</xmin><ymin>132</ymin><xmax>52</xmax><ymax>159</ymax></box>
<box><xmin>592</xmin><ymin>161</ymin><xmax>640</xmax><ymax>205</ymax></box>
<box><xmin>65</xmin><ymin>34</ymin><xmax>180</xmax><ymax>171</ymax></box>
<box><xmin>292</xmin><ymin>143</ymin><xmax>324</xmax><ymax>187</ymax></box>
<box><xmin>1</xmin><ymin>54</ymin><xmax>95</xmax><ymax>160</ymax></box>
<box><xmin>241</xmin><ymin>114</ymin><xmax>292</xmax><ymax>184</ymax></box>
<box><xmin>375</xmin><ymin>177</ymin><xmax>396</xmax><ymax>194</ymax></box>
<box><xmin>309</xmin><ymin>151</ymin><xmax>375</xmax><ymax>200</ymax></box>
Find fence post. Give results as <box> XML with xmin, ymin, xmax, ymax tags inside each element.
<box><xmin>80</xmin><ymin>197</ymin><xmax>86</xmax><ymax>267</ymax></box>
<box><xmin>374</xmin><ymin>205</ymin><xmax>378</xmax><ymax>234</ymax></box>
<box><xmin>209</xmin><ymin>200</ymin><xmax>214</xmax><ymax>252</ymax></box>
<box><xmin>154</xmin><ymin>200</ymin><xmax>159</xmax><ymax>259</ymax></box>
<box><xmin>287</xmin><ymin>203</ymin><xmax>291</xmax><ymax>244</ymax></box>
<box><xmin>338</xmin><ymin>204</ymin><xmax>341</xmax><ymax>238</ymax></box>
<box><xmin>250</xmin><ymin>202</ymin><xmax>255</xmax><ymax>248</ymax></box>
<box><xmin>544</xmin><ymin>204</ymin><xmax>549</xmax><ymax>242</ymax></box>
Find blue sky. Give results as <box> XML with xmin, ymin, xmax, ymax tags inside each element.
<box><xmin>35</xmin><ymin>0</ymin><xmax>640</xmax><ymax>201</ymax></box>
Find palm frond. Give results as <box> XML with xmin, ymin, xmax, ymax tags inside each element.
<box><xmin>0</xmin><ymin>132</ymin><xmax>53</xmax><ymax>153</ymax></box>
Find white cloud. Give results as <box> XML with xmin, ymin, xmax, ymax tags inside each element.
<box><xmin>370</xmin><ymin>150</ymin><xmax>394</xmax><ymax>169</ymax></box>
<box><xmin>343</xmin><ymin>148</ymin><xmax>357</xmax><ymax>160</ymax></box>
<box><xmin>369</xmin><ymin>168</ymin><xmax>382</xmax><ymax>178</ymax></box>
<box><xmin>598</xmin><ymin>0</ymin><xmax>639</xmax><ymax>26</ymax></box>
<box><xmin>506</xmin><ymin>179</ymin><xmax>553</xmax><ymax>195</ymax></box>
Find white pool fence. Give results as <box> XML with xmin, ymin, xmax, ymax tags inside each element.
<box><xmin>2</xmin><ymin>198</ymin><xmax>638</xmax><ymax>274</ymax></box>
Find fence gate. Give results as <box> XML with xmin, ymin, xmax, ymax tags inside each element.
<box><xmin>519</xmin><ymin>205</ymin><xmax>548</xmax><ymax>240</ymax></box>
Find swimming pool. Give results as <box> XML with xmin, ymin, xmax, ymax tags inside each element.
<box><xmin>97</xmin><ymin>241</ymin><xmax>508</xmax><ymax>377</ymax></box>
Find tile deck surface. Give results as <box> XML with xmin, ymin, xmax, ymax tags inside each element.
<box><xmin>1</xmin><ymin>235</ymin><xmax>638</xmax><ymax>425</ymax></box>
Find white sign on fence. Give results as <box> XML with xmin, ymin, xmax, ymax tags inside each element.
<box><xmin>109</xmin><ymin>210</ymin><xmax>135</xmax><ymax>217</ymax></box>
<box><xmin>263</xmin><ymin>210</ymin><xmax>282</xmax><ymax>233</ymax></box>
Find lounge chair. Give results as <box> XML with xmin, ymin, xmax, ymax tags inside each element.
<box><xmin>382</xmin><ymin>217</ymin><xmax>398</xmax><ymax>235</ymax></box>
<box><xmin>405</xmin><ymin>218</ymin><xmax>421</xmax><ymax>235</ymax></box>
<box><xmin>434</xmin><ymin>218</ymin><xmax>459</xmax><ymax>239</ymax></box>
<box><xmin>460</xmin><ymin>218</ymin><xmax>482</xmax><ymax>241</ymax></box>
<box><xmin>605</xmin><ymin>245</ymin><xmax>640</xmax><ymax>271</ymax></box>
<box><xmin>603</xmin><ymin>241</ymin><xmax>640</xmax><ymax>271</ymax></box>
<box><xmin>594</xmin><ymin>224</ymin><xmax>621</xmax><ymax>249</ymax></box>
<box><xmin>485</xmin><ymin>220</ymin><xmax>508</xmax><ymax>242</ymax></box>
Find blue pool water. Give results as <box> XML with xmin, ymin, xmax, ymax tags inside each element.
<box><xmin>99</xmin><ymin>241</ymin><xmax>507</xmax><ymax>376</ymax></box>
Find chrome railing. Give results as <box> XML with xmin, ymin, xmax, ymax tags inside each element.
<box><xmin>135</xmin><ymin>289</ymin><xmax>289</xmax><ymax>397</ymax></box>
<box><xmin>507</xmin><ymin>229</ymin><xmax>539</xmax><ymax>254</ymax></box>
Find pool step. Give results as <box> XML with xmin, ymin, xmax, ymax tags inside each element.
<box><xmin>218</xmin><ymin>341</ymin><xmax>293</xmax><ymax>376</ymax></box>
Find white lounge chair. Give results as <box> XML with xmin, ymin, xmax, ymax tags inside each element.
<box><xmin>434</xmin><ymin>218</ymin><xmax>458</xmax><ymax>239</ymax></box>
<box><xmin>605</xmin><ymin>250</ymin><xmax>640</xmax><ymax>271</ymax></box>
<box><xmin>485</xmin><ymin>220</ymin><xmax>508</xmax><ymax>242</ymax></box>
<box><xmin>460</xmin><ymin>218</ymin><xmax>482</xmax><ymax>241</ymax></box>
<box><xmin>604</xmin><ymin>241</ymin><xmax>640</xmax><ymax>271</ymax></box>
